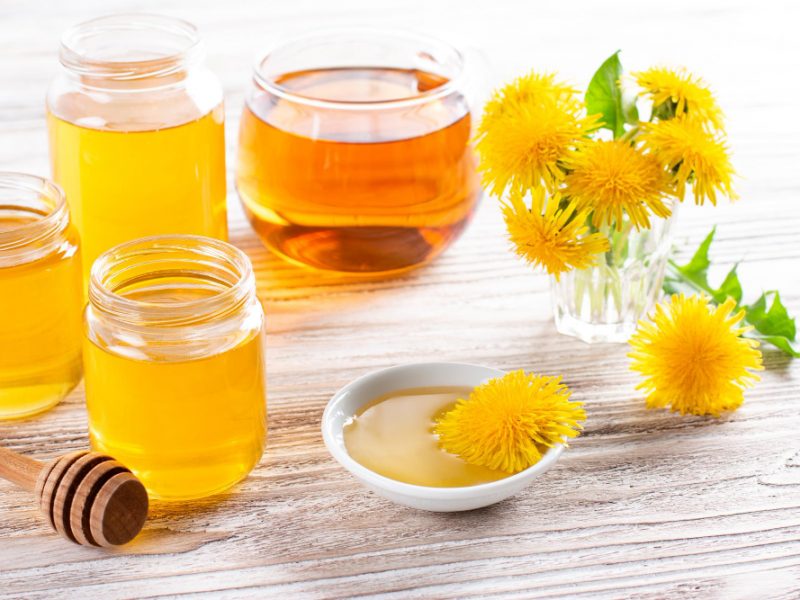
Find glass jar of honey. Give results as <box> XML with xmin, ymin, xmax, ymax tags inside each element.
<box><xmin>84</xmin><ymin>235</ymin><xmax>266</xmax><ymax>500</ymax></box>
<box><xmin>236</xmin><ymin>30</ymin><xmax>481</xmax><ymax>275</ymax></box>
<box><xmin>0</xmin><ymin>173</ymin><xmax>83</xmax><ymax>419</ymax></box>
<box><xmin>47</xmin><ymin>14</ymin><xmax>228</xmax><ymax>287</ymax></box>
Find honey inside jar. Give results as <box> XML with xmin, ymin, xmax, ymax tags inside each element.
<box><xmin>84</xmin><ymin>328</ymin><xmax>266</xmax><ymax>500</ymax></box>
<box><xmin>237</xmin><ymin>61</ymin><xmax>480</xmax><ymax>275</ymax></box>
<box><xmin>343</xmin><ymin>387</ymin><xmax>511</xmax><ymax>487</ymax></box>
<box><xmin>84</xmin><ymin>236</ymin><xmax>266</xmax><ymax>500</ymax></box>
<box><xmin>47</xmin><ymin>14</ymin><xmax>228</xmax><ymax>287</ymax></box>
<box><xmin>0</xmin><ymin>175</ymin><xmax>83</xmax><ymax>419</ymax></box>
<box><xmin>48</xmin><ymin>106</ymin><xmax>228</xmax><ymax>286</ymax></box>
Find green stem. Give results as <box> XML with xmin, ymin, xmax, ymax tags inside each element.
<box><xmin>619</xmin><ymin>125</ymin><xmax>641</xmax><ymax>144</ymax></box>
<box><xmin>610</xmin><ymin>221</ymin><xmax>634</xmax><ymax>266</ymax></box>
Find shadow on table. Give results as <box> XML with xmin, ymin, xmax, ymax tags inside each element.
<box><xmin>234</xmin><ymin>234</ymin><xmax>437</xmax><ymax>301</ymax></box>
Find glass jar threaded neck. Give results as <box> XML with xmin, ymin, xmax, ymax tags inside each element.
<box><xmin>87</xmin><ymin>235</ymin><xmax>261</xmax><ymax>362</ymax></box>
<box><xmin>59</xmin><ymin>14</ymin><xmax>203</xmax><ymax>85</ymax></box>
<box><xmin>0</xmin><ymin>172</ymin><xmax>70</xmax><ymax>267</ymax></box>
<box><xmin>89</xmin><ymin>235</ymin><xmax>255</xmax><ymax>328</ymax></box>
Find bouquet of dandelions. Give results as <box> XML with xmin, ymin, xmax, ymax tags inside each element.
<box><xmin>476</xmin><ymin>52</ymin><xmax>736</xmax><ymax>343</ymax></box>
<box><xmin>477</xmin><ymin>52</ymin><xmax>798</xmax><ymax>418</ymax></box>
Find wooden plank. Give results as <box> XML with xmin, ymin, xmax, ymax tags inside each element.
<box><xmin>0</xmin><ymin>0</ymin><xmax>798</xmax><ymax>597</ymax></box>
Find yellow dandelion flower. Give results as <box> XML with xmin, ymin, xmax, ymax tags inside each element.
<box><xmin>641</xmin><ymin>118</ymin><xmax>737</xmax><ymax>205</ymax></box>
<box><xmin>633</xmin><ymin>66</ymin><xmax>725</xmax><ymax>130</ymax></box>
<box><xmin>563</xmin><ymin>139</ymin><xmax>672</xmax><ymax>230</ymax></box>
<box><xmin>629</xmin><ymin>295</ymin><xmax>763</xmax><ymax>417</ymax></box>
<box><xmin>502</xmin><ymin>188</ymin><xmax>609</xmax><ymax>280</ymax></box>
<box><xmin>476</xmin><ymin>71</ymin><xmax>600</xmax><ymax>195</ymax></box>
<box><xmin>435</xmin><ymin>369</ymin><xmax>586</xmax><ymax>473</ymax></box>
<box><xmin>479</xmin><ymin>71</ymin><xmax>581</xmax><ymax>132</ymax></box>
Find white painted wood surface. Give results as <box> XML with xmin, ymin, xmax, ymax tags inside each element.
<box><xmin>0</xmin><ymin>0</ymin><xmax>798</xmax><ymax>597</ymax></box>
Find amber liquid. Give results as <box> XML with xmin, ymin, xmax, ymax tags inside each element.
<box><xmin>84</xmin><ymin>282</ymin><xmax>266</xmax><ymax>500</ymax></box>
<box><xmin>236</xmin><ymin>67</ymin><xmax>480</xmax><ymax>274</ymax></box>
<box><xmin>0</xmin><ymin>215</ymin><xmax>82</xmax><ymax>419</ymax></box>
<box><xmin>344</xmin><ymin>387</ymin><xmax>510</xmax><ymax>487</ymax></box>
<box><xmin>48</xmin><ymin>106</ymin><xmax>228</xmax><ymax>286</ymax></box>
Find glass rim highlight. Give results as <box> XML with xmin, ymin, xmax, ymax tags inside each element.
<box><xmin>0</xmin><ymin>172</ymin><xmax>69</xmax><ymax>261</ymax></box>
<box><xmin>251</xmin><ymin>27</ymin><xmax>466</xmax><ymax>111</ymax></box>
<box><xmin>88</xmin><ymin>234</ymin><xmax>255</xmax><ymax>328</ymax></box>
<box><xmin>59</xmin><ymin>13</ymin><xmax>204</xmax><ymax>81</ymax></box>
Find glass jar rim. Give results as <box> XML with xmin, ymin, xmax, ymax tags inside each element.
<box><xmin>88</xmin><ymin>235</ymin><xmax>256</xmax><ymax>328</ymax></box>
<box><xmin>251</xmin><ymin>28</ymin><xmax>466</xmax><ymax>111</ymax></box>
<box><xmin>0</xmin><ymin>172</ymin><xmax>69</xmax><ymax>263</ymax></box>
<box><xmin>59</xmin><ymin>13</ymin><xmax>203</xmax><ymax>81</ymax></box>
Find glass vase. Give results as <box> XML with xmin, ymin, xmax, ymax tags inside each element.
<box><xmin>551</xmin><ymin>209</ymin><xmax>676</xmax><ymax>344</ymax></box>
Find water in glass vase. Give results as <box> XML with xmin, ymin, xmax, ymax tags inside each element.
<box><xmin>551</xmin><ymin>209</ymin><xmax>676</xmax><ymax>344</ymax></box>
<box><xmin>236</xmin><ymin>67</ymin><xmax>480</xmax><ymax>275</ymax></box>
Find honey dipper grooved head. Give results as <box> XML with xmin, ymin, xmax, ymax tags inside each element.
<box><xmin>34</xmin><ymin>451</ymin><xmax>148</xmax><ymax>547</ymax></box>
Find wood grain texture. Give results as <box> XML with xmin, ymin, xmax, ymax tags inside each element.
<box><xmin>33</xmin><ymin>451</ymin><xmax>149</xmax><ymax>548</ymax></box>
<box><xmin>0</xmin><ymin>445</ymin><xmax>43</xmax><ymax>492</ymax></box>
<box><xmin>0</xmin><ymin>0</ymin><xmax>799</xmax><ymax>597</ymax></box>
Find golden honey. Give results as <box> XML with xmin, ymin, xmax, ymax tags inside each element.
<box><xmin>237</xmin><ymin>36</ymin><xmax>480</xmax><ymax>275</ymax></box>
<box><xmin>85</xmin><ymin>330</ymin><xmax>266</xmax><ymax>500</ymax></box>
<box><xmin>344</xmin><ymin>387</ymin><xmax>511</xmax><ymax>487</ymax></box>
<box><xmin>47</xmin><ymin>14</ymin><xmax>228</xmax><ymax>286</ymax></box>
<box><xmin>84</xmin><ymin>236</ymin><xmax>266</xmax><ymax>500</ymax></box>
<box><xmin>0</xmin><ymin>174</ymin><xmax>82</xmax><ymax>419</ymax></box>
<box><xmin>48</xmin><ymin>108</ymin><xmax>227</xmax><ymax>284</ymax></box>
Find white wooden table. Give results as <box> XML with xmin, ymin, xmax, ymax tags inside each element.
<box><xmin>0</xmin><ymin>0</ymin><xmax>798</xmax><ymax>597</ymax></box>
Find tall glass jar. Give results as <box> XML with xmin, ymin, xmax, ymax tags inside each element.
<box><xmin>0</xmin><ymin>173</ymin><xmax>83</xmax><ymax>418</ymax></box>
<box><xmin>551</xmin><ymin>210</ymin><xmax>676</xmax><ymax>344</ymax></box>
<box><xmin>236</xmin><ymin>29</ymin><xmax>481</xmax><ymax>275</ymax></box>
<box><xmin>84</xmin><ymin>235</ymin><xmax>266</xmax><ymax>500</ymax></box>
<box><xmin>47</xmin><ymin>14</ymin><xmax>228</xmax><ymax>287</ymax></box>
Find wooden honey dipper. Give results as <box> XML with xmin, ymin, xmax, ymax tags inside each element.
<box><xmin>0</xmin><ymin>446</ymin><xmax>148</xmax><ymax>547</ymax></box>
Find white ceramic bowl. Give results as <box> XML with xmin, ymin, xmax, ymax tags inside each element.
<box><xmin>321</xmin><ymin>362</ymin><xmax>564</xmax><ymax>512</ymax></box>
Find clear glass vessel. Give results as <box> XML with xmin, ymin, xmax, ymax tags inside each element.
<box><xmin>236</xmin><ymin>29</ymin><xmax>481</xmax><ymax>275</ymax></box>
<box><xmin>47</xmin><ymin>14</ymin><xmax>228</xmax><ymax>287</ymax></box>
<box><xmin>84</xmin><ymin>235</ymin><xmax>267</xmax><ymax>500</ymax></box>
<box><xmin>0</xmin><ymin>173</ymin><xmax>83</xmax><ymax>419</ymax></box>
<box><xmin>551</xmin><ymin>210</ymin><xmax>676</xmax><ymax>344</ymax></box>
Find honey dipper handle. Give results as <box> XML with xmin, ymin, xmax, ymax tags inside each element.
<box><xmin>0</xmin><ymin>446</ymin><xmax>44</xmax><ymax>492</ymax></box>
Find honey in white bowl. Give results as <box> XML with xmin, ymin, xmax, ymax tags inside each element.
<box><xmin>343</xmin><ymin>387</ymin><xmax>511</xmax><ymax>487</ymax></box>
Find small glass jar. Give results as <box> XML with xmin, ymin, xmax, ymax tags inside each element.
<box><xmin>84</xmin><ymin>235</ymin><xmax>266</xmax><ymax>500</ymax></box>
<box><xmin>0</xmin><ymin>173</ymin><xmax>83</xmax><ymax>419</ymax></box>
<box><xmin>550</xmin><ymin>208</ymin><xmax>676</xmax><ymax>343</ymax></box>
<box><xmin>236</xmin><ymin>29</ymin><xmax>481</xmax><ymax>275</ymax></box>
<box><xmin>47</xmin><ymin>14</ymin><xmax>228</xmax><ymax>287</ymax></box>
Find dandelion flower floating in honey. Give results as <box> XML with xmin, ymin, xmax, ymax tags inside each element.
<box><xmin>502</xmin><ymin>188</ymin><xmax>609</xmax><ymax>279</ymax></box>
<box><xmin>641</xmin><ymin>118</ymin><xmax>737</xmax><ymax>206</ymax></box>
<box><xmin>633</xmin><ymin>66</ymin><xmax>725</xmax><ymax>131</ymax></box>
<box><xmin>563</xmin><ymin>139</ymin><xmax>672</xmax><ymax>230</ymax></box>
<box><xmin>435</xmin><ymin>370</ymin><xmax>586</xmax><ymax>474</ymax></box>
<box><xmin>629</xmin><ymin>294</ymin><xmax>763</xmax><ymax>417</ymax></box>
<box><xmin>476</xmin><ymin>71</ymin><xmax>600</xmax><ymax>195</ymax></box>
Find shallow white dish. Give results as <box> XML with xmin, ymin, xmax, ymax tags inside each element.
<box><xmin>321</xmin><ymin>362</ymin><xmax>564</xmax><ymax>512</ymax></box>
